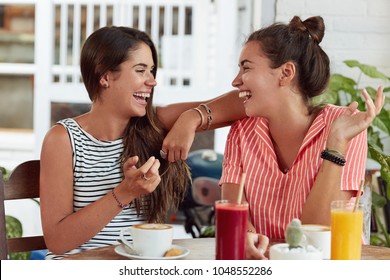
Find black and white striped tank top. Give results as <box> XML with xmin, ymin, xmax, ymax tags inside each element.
<box><xmin>46</xmin><ymin>118</ymin><xmax>146</xmax><ymax>260</ymax></box>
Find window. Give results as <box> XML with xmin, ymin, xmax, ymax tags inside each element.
<box><xmin>0</xmin><ymin>5</ymin><xmax>34</xmax><ymax>63</ymax></box>
<box><xmin>0</xmin><ymin>4</ymin><xmax>35</xmax><ymax>130</ymax></box>
<box><xmin>0</xmin><ymin>75</ymin><xmax>33</xmax><ymax>130</ymax></box>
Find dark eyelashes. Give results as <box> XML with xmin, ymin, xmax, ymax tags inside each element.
<box><xmin>135</xmin><ymin>69</ymin><xmax>154</xmax><ymax>73</ymax></box>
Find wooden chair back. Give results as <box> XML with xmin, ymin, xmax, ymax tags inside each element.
<box><xmin>0</xmin><ymin>160</ymin><xmax>46</xmax><ymax>260</ymax></box>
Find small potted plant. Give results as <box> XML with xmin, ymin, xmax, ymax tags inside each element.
<box><xmin>269</xmin><ymin>219</ymin><xmax>322</xmax><ymax>260</ymax></box>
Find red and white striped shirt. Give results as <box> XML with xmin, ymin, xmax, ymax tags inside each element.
<box><xmin>220</xmin><ymin>105</ymin><xmax>367</xmax><ymax>239</ymax></box>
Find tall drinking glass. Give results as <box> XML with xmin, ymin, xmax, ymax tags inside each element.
<box><xmin>330</xmin><ymin>200</ymin><xmax>363</xmax><ymax>260</ymax></box>
<box><xmin>215</xmin><ymin>200</ymin><xmax>248</xmax><ymax>260</ymax></box>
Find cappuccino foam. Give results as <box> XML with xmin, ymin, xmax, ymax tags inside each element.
<box><xmin>134</xmin><ymin>223</ymin><xmax>173</xmax><ymax>230</ymax></box>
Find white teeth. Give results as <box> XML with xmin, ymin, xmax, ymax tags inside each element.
<box><xmin>239</xmin><ymin>91</ymin><xmax>251</xmax><ymax>98</ymax></box>
<box><xmin>133</xmin><ymin>92</ymin><xmax>150</xmax><ymax>98</ymax></box>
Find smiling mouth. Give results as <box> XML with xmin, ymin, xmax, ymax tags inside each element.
<box><xmin>239</xmin><ymin>91</ymin><xmax>251</xmax><ymax>100</ymax></box>
<box><xmin>133</xmin><ymin>92</ymin><xmax>151</xmax><ymax>102</ymax></box>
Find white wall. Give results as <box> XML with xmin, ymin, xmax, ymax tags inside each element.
<box><xmin>275</xmin><ymin>0</ymin><xmax>390</xmax><ymax>76</ymax></box>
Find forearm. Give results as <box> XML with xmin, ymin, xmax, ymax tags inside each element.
<box><xmin>43</xmin><ymin>186</ymin><xmax>130</xmax><ymax>254</ymax></box>
<box><xmin>301</xmin><ymin>118</ymin><xmax>366</xmax><ymax>225</ymax></box>
<box><xmin>303</xmin><ymin>88</ymin><xmax>381</xmax><ymax>224</ymax></box>
<box><xmin>156</xmin><ymin>101</ymin><xmax>201</xmax><ymax>130</ymax></box>
<box><xmin>159</xmin><ymin>90</ymin><xmax>245</xmax><ymax>161</ymax></box>
<box><xmin>201</xmin><ymin>89</ymin><xmax>246</xmax><ymax>130</ymax></box>
<box><xmin>43</xmin><ymin>156</ymin><xmax>159</xmax><ymax>254</ymax></box>
<box><xmin>301</xmin><ymin>159</ymin><xmax>353</xmax><ymax>225</ymax></box>
<box><xmin>157</xmin><ymin>89</ymin><xmax>245</xmax><ymax>130</ymax></box>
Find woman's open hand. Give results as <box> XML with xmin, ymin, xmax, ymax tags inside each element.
<box><xmin>327</xmin><ymin>86</ymin><xmax>385</xmax><ymax>152</ymax></box>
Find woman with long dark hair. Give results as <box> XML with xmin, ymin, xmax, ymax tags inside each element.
<box><xmin>40</xmin><ymin>26</ymin><xmax>244</xmax><ymax>259</ymax></box>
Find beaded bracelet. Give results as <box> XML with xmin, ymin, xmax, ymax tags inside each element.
<box><xmin>111</xmin><ymin>189</ymin><xmax>129</xmax><ymax>209</ymax></box>
<box><xmin>320</xmin><ymin>149</ymin><xmax>346</xmax><ymax>166</ymax></box>
<box><xmin>247</xmin><ymin>229</ymin><xmax>256</xmax><ymax>234</ymax></box>
<box><xmin>192</xmin><ymin>107</ymin><xmax>205</xmax><ymax>129</ymax></box>
<box><xmin>199</xmin><ymin>103</ymin><xmax>213</xmax><ymax>130</ymax></box>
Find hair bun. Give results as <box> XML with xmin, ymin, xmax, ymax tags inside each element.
<box><xmin>289</xmin><ymin>16</ymin><xmax>325</xmax><ymax>44</ymax></box>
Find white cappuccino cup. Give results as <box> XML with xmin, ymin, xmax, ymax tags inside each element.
<box><xmin>302</xmin><ymin>224</ymin><xmax>331</xmax><ymax>259</ymax></box>
<box><xmin>120</xmin><ymin>223</ymin><xmax>173</xmax><ymax>257</ymax></box>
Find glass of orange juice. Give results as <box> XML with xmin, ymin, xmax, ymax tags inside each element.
<box><xmin>330</xmin><ymin>200</ymin><xmax>363</xmax><ymax>260</ymax></box>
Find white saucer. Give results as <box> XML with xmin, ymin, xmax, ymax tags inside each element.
<box><xmin>114</xmin><ymin>244</ymin><xmax>190</xmax><ymax>260</ymax></box>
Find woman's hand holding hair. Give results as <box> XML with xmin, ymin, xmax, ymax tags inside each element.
<box><xmin>159</xmin><ymin>90</ymin><xmax>244</xmax><ymax>162</ymax></box>
<box><xmin>161</xmin><ymin>109</ymin><xmax>199</xmax><ymax>162</ymax></box>
<box><xmin>327</xmin><ymin>86</ymin><xmax>385</xmax><ymax>153</ymax></box>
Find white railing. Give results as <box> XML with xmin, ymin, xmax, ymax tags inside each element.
<box><xmin>50</xmin><ymin>0</ymin><xmax>208</xmax><ymax>91</ymax></box>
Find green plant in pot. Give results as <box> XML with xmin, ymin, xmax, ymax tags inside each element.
<box><xmin>313</xmin><ymin>60</ymin><xmax>390</xmax><ymax>247</ymax></box>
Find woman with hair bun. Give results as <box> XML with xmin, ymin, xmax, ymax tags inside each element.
<box><xmin>219</xmin><ymin>16</ymin><xmax>384</xmax><ymax>259</ymax></box>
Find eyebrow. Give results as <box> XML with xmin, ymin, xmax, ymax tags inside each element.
<box><xmin>239</xmin><ymin>59</ymin><xmax>252</xmax><ymax>67</ymax></box>
<box><xmin>132</xmin><ymin>63</ymin><xmax>148</xmax><ymax>68</ymax></box>
<box><xmin>131</xmin><ymin>63</ymin><xmax>156</xmax><ymax>70</ymax></box>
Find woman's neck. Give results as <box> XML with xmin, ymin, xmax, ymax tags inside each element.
<box><xmin>75</xmin><ymin>107</ymin><xmax>129</xmax><ymax>141</ymax></box>
<box><xmin>268</xmin><ymin>110</ymin><xmax>314</xmax><ymax>173</ymax></box>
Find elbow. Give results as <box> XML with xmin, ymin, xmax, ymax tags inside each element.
<box><xmin>44</xmin><ymin>238</ymin><xmax>68</xmax><ymax>255</ymax></box>
<box><xmin>43</xmin><ymin>233</ymin><xmax>74</xmax><ymax>255</ymax></box>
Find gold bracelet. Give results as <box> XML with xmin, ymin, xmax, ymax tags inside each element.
<box><xmin>192</xmin><ymin>107</ymin><xmax>205</xmax><ymax>129</ymax></box>
<box><xmin>199</xmin><ymin>103</ymin><xmax>212</xmax><ymax>130</ymax></box>
<box><xmin>199</xmin><ymin>103</ymin><xmax>212</xmax><ymax>114</ymax></box>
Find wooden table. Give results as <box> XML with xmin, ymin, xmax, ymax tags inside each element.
<box><xmin>65</xmin><ymin>238</ymin><xmax>390</xmax><ymax>260</ymax></box>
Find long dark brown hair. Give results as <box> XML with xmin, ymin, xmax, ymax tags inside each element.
<box><xmin>114</xmin><ymin>28</ymin><xmax>191</xmax><ymax>223</ymax></box>
<box><xmin>122</xmin><ymin>105</ymin><xmax>191</xmax><ymax>223</ymax></box>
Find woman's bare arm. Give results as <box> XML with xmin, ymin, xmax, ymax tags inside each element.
<box><xmin>40</xmin><ymin>126</ymin><xmax>160</xmax><ymax>254</ymax></box>
<box><xmin>156</xmin><ymin>89</ymin><xmax>246</xmax><ymax>161</ymax></box>
<box><xmin>301</xmin><ymin>87</ymin><xmax>385</xmax><ymax>225</ymax></box>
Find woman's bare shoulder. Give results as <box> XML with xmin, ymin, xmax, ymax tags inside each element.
<box><xmin>41</xmin><ymin>123</ymin><xmax>72</xmax><ymax>156</ymax></box>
